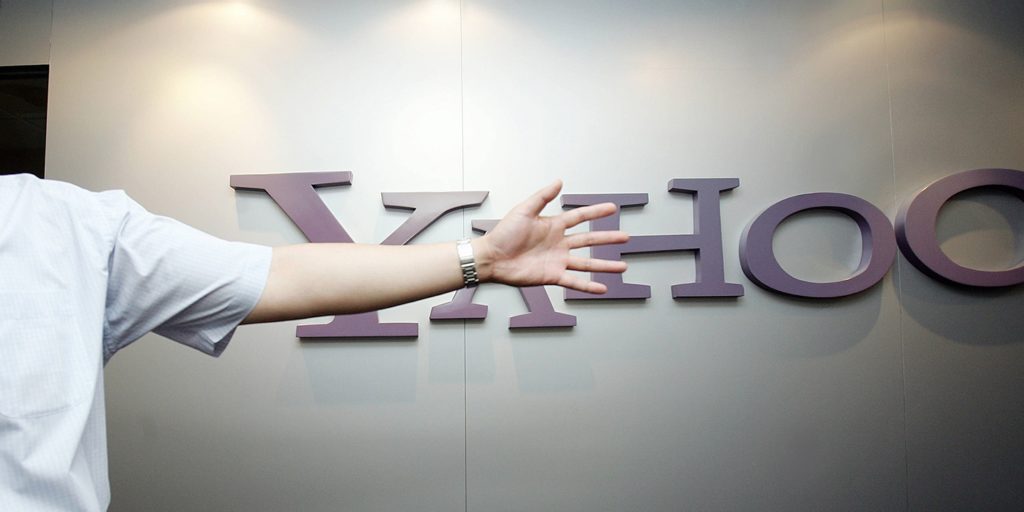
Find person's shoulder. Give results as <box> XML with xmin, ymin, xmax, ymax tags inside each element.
<box><xmin>1</xmin><ymin>173</ymin><xmax>132</xmax><ymax>217</ymax></box>
<box><xmin>0</xmin><ymin>172</ymin><xmax>45</xmax><ymax>191</ymax></box>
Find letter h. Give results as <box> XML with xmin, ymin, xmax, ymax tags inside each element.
<box><xmin>561</xmin><ymin>179</ymin><xmax>743</xmax><ymax>299</ymax></box>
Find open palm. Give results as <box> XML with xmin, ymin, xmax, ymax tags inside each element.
<box><xmin>480</xmin><ymin>180</ymin><xmax>629</xmax><ymax>294</ymax></box>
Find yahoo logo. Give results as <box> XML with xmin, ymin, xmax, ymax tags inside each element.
<box><xmin>231</xmin><ymin>168</ymin><xmax>1024</xmax><ymax>338</ymax></box>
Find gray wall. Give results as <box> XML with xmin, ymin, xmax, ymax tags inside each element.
<box><xmin>0</xmin><ymin>0</ymin><xmax>50</xmax><ymax>66</ymax></box>
<box><xmin>2</xmin><ymin>0</ymin><xmax>1023</xmax><ymax>510</ymax></box>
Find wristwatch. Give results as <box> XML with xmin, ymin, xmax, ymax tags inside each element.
<box><xmin>456</xmin><ymin>239</ymin><xmax>479</xmax><ymax>287</ymax></box>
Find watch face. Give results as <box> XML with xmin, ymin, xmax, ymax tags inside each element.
<box><xmin>457</xmin><ymin>240</ymin><xmax>474</xmax><ymax>263</ymax></box>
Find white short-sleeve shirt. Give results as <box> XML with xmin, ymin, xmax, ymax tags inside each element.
<box><xmin>0</xmin><ymin>174</ymin><xmax>272</xmax><ymax>511</ymax></box>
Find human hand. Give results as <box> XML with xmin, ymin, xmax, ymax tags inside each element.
<box><xmin>472</xmin><ymin>180</ymin><xmax>629</xmax><ymax>294</ymax></box>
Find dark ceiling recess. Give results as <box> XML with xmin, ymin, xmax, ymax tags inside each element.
<box><xmin>0</xmin><ymin>65</ymin><xmax>48</xmax><ymax>179</ymax></box>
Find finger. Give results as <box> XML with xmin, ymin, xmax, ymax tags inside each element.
<box><xmin>557</xmin><ymin>273</ymin><xmax>609</xmax><ymax>294</ymax></box>
<box><xmin>558</xmin><ymin>202</ymin><xmax>618</xmax><ymax>229</ymax></box>
<box><xmin>567</xmin><ymin>256</ymin><xmax>628</xmax><ymax>273</ymax></box>
<box><xmin>514</xmin><ymin>179</ymin><xmax>563</xmax><ymax>217</ymax></box>
<box><xmin>565</xmin><ymin>230</ymin><xmax>630</xmax><ymax>249</ymax></box>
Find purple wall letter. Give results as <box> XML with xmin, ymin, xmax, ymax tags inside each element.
<box><xmin>896</xmin><ymin>168</ymin><xmax>1024</xmax><ymax>287</ymax></box>
<box><xmin>668</xmin><ymin>179</ymin><xmax>745</xmax><ymax>298</ymax></box>
<box><xmin>561</xmin><ymin>179</ymin><xmax>743</xmax><ymax>300</ymax></box>
<box><xmin>231</xmin><ymin>172</ymin><xmax>486</xmax><ymax>338</ymax></box>
<box><xmin>739</xmin><ymin>193</ymin><xmax>897</xmax><ymax>298</ymax></box>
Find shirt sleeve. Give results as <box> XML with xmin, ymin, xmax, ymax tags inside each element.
<box><xmin>101</xmin><ymin>192</ymin><xmax>272</xmax><ymax>360</ymax></box>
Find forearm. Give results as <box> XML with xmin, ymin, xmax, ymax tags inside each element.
<box><xmin>241</xmin><ymin>181</ymin><xmax>628</xmax><ymax>325</ymax></box>
<box><xmin>243</xmin><ymin>239</ymin><xmax>492</xmax><ymax>324</ymax></box>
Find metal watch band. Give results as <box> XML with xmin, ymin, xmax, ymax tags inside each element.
<box><xmin>456</xmin><ymin>239</ymin><xmax>479</xmax><ymax>288</ymax></box>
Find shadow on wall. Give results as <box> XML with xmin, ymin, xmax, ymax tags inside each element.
<box><xmin>511</xmin><ymin>329</ymin><xmax>594</xmax><ymax>393</ymax></box>
<box><xmin>898</xmin><ymin>190</ymin><xmax>1024</xmax><ymax>346</ymax></box>
<box><xmin>277</xmin><ymin>339</ymin><xmax>419</xmax><ymax>405</ymax></box>
<box><xmin>884</xmin><ymin>3</ymin><xmax>1024</xmax><ymax>97</ymax></box>
<box><xmin>890</xmin><ymin>0</ymin><xmax>1024</xmax><ymax>55</ymax></box>
<box><xmin>899</xmin><ymin>263</ymin><xmax>1024</xmax><ymax>346</ymax></box>
<box><xmin>742</xmin><ymin>285</ymin><xmax>886</xmax><ymax>358</ymax></box>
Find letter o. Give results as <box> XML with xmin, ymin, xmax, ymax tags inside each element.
<box><xmin>896</xmin><ymin>168</ymin><xmax>1024</xmax><ymax>287</ymax></box>
<box><xmin>740</xmin><ymin>193</ymin><xmax>897</xmax><ymax>298</ymax></box>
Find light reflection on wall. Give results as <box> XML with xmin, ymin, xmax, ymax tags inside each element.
<box><xmin>110</xmin><ymin>2</ymin><xmax>308</xmax><ymax>190</ymax></box>
<box><xmin>105</xmin><ymin>0</ymin><xmax>471</xmax><ymax>195</ymax></box>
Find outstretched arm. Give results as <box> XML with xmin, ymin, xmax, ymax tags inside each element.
<box><xmin>242</xmin><ymin>180</ymin><xmax>628</xmax><ymax>324</ymax></box>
